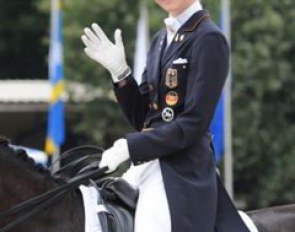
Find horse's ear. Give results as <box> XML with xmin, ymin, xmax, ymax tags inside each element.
<box><xmin>0</xmin><ymin>136</ymin><xmax>9</xmax><ymax>147</ymax></box>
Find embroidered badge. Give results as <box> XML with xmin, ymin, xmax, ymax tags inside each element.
<box><xmin>165</xmin><ymin>68</ymin><xmax>178</xmax><ymax>89</ymax></box>
<box><xmin>165</xmin><ymin>91</ymin><xmax>179</xmax><ymax>106</ymax></box>
<box><xmin>161</xmin><ymin>107</ymin><xmax>175</xmax><ymax>122</ymax></box>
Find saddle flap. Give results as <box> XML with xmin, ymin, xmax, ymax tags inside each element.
<box><xmin>100</xmin><ymin>178</ymin><xmax>139</xmax><ymax>210</ymax></box>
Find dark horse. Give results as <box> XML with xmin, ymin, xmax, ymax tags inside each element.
<box><xmin>247</xmin><ymin>205</ymin><xmax>295</xmax><ymax>232</ymax></box>
<box><xmin>0</xmin><ymin>139</ymin><xmax>85</xmax><ymax>232</ymax></box>
<box><xmin>0</xmin><ymin>138</ymin><xmax>294</xmax><ymax>232</ymax></box>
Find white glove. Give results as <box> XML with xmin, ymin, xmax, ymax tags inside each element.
<box><xmin>81</xmin><ymin>23</ymin><xmax>130</xmax><ymax>83</ymax></box>
<box><xmin>99</xmin><ymin>138</ymin><xmax>130</xmax><ymax>172</ymax></box>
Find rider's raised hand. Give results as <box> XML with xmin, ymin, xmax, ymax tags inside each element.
<box><xmin>81</xmin><ymin>23</ymin><xmax>131</xmax><ymax>83</ymax></box>
<box><xmin>99</xmin><ymin>138</ymin><xmax>130</xmax><ymax>173</ymax></box>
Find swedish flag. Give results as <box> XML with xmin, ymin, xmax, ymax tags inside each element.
<box><xmin>45</xmin><ymin>0</ymin><xmax>65</xmax><ymax>156</ymax></box>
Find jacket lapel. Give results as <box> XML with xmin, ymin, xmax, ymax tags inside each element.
<box><xmin>150</xmin><ymin>29</ymin><xmax>166</xmax><ymax>86</ymax></box>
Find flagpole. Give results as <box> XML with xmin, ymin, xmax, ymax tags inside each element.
<box><xmin>221</xmin><ymin>0</ymin><xmax>234</xmax><ymax>198</ymax></box>
<box><xmin>133</xmin><ymin>0</ymin><xmax>149</xmax><ymax>84</ymax></box>
<box><xmin>46</xmin><ymin>0</ymin><xmax>65</xmax><ymax>173</ymax></box>
<box><xmin>50</xmin><ymin>147</ymin><xmax>60</xmax><ymax>172</ymax></box>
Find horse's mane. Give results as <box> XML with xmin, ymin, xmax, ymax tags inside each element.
<box><xmin>0</xmin><ymin>136</ymin><xmax>52</xmax><ymax>177</ymax></box>
<box><xmin>0</xmin><ymin>136</ymin><xmax>9</xmax><ymax>146</ymax></box>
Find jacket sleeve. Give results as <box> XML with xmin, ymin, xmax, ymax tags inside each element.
<box><xmin>113</xmin><ymin>69</ymin><xmax>150</xmax><ymax>131</ymax></box>
<box><xmin>113</xmin><ymin>30</ymin><xmax>164</xmax><ymax>131</ymax></box>
<box><xmin>126</xmin><ymin>33</ymin><xmax>230</xmax><ymax>163</ymax></box>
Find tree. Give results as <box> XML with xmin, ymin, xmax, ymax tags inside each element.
<box><xmin>231</xmin><ymin>0</ymin><xmax>295</xmax><ymax>208</ymax></box>
<box><xmin>0</xmin><ymin>0</ymin><xmax>48</xmax><ymax>79</ymax></box>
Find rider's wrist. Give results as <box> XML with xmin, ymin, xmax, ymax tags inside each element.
<box><xmin>112</xmin><ymin>66</ymin><xmax>131</xmax><ymax>83</ymax></box>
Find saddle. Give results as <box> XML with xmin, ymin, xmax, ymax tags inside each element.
<box><xmin>95</xmin><ymin>178</ymin><xmax>138</xmax><ymax>232</ymax></box>
<box><xmin>57</xmin><ymin>145</ymin><xmax>138</xmax><ymax>232</ymax></box>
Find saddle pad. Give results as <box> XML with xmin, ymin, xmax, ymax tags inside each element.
<box><xmin>79</xmin><ymin>185</ymin><xmax>106</xmax><ymax>232</ymax></box>
<box><xmin>238</xmin><ymin>211</ymin><xmax>259</xmax><ymax>232</ymax></box>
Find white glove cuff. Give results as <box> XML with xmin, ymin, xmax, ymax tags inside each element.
<box><xmin>112</xmin><ymin>66</ymin><xmax>132</xmax><ymax>83</ymax></box>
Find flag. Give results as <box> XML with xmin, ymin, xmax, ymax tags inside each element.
<box><xmin>210</xmin><ymin>94</ymin><xmax>225</xmax><ymax>162</ymax></box>
<box><xmin>45</xmin><ymin>0</ymin><xmax>65</xmax><ymax>156</ymax></box>
<box><xmin>133</xmin><ymin>0</ymin><xmax>150</xmax><ymax>84</ymax></box>
<box><xmin>210</xmin><ymin>0</ymin><xmax>231</xmax><ymax>163</ymax></box>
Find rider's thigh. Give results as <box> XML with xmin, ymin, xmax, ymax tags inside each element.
<box><xmin>134</xmin><ymin>165</ymin><xmax>171</xmax><ymax>232</ymax></box>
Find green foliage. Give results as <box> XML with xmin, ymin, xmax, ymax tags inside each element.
<box><xmin>71</xmin><ymin>97</ymin><xmax>132</xmax><ymax>147</ymax></box>
<box><xmin>202</xmin><ymin>0</ymin><xmax>220</xmax><ymax>21</ymax></box>
<box><xmin>232</xmin><ymin>0</ymin><xmax>295</xmax><ymax>208</ymax></box>
<box><xmin>0</xmin><ymin>0</ymin><xmax>48</xmax><ymax>79</ymax></box>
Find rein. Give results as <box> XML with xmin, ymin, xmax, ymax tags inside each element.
<box><xmin>0</xmin><ymin>166</ymin><xmax>108</xmax><ymax>232</ymax></box>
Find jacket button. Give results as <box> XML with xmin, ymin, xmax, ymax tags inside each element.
<box><xmin>152</xmin><ymin>103</ymin><xmax>158</xmax><ymax>110</ymax></box>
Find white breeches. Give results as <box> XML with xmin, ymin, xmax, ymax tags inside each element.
<box><xmin>122</xmin><ymin>159</ymin><xmax>171</xmax><ymax>232</ymax></box>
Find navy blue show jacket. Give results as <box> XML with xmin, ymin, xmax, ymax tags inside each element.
<box><xmin>113</xmin><ymin>10</ymin><xmax>249</xmax><ymax>232</ymax></box>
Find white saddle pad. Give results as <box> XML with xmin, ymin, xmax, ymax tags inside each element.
<box><xmin>79</xmin><ymin>185</ymin><xmax>108</xmax><ymax>232</ymax></box>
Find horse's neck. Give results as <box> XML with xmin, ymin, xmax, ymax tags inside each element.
<box><xmin>33</xmin><ymin>189</ymin><xmax>85</xmax><ymax>232</ymax></box>
<box><xmin>0</xmin><ymin>160</ymin><xmax>56</xmax><ymax>209</ymax></box>
<box><xmin>0</xmin><ymin>154</ymin><xmax>84</xmax><ymax>232</ymax></box>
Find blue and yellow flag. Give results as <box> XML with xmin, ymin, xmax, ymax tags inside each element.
<box><xmin>45</xmin><ymin>0</ymin><xmax>65</xmax><ymax>156</ymax></box>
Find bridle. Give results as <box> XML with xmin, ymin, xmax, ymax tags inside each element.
<box><xmin>0</xmin><ymin>166</ymin><xmax>108</xmax><ymax>232</ymax></box>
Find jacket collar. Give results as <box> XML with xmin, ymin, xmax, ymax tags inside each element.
<box><xmin>164</xmin><ymin>1</ymin><xmax>203</xmax><ymax>33</ymax></box>
<box><xmin>181</xmin><ymin>10</ymin><xmax>211</xmax><ymax>32</ymax></box>
<box><xmin>160</xmin><ymin>10</ymin><xmax>211</xmax><ymax>67</ymax></box>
